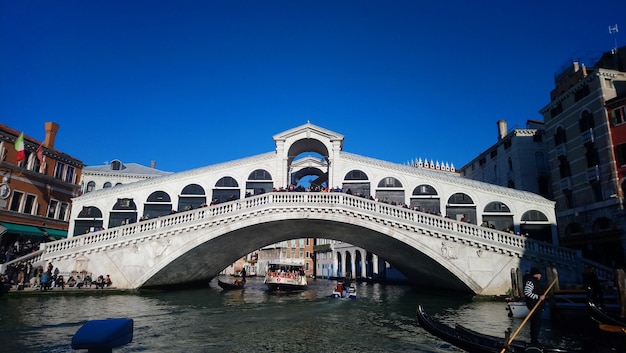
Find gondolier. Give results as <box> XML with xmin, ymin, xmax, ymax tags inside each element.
<box><xmin>524</xmin><ymin>267</ymin><xmax>545</xmax><ymax>346</ymax></box>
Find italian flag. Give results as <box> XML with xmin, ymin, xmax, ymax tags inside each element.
<box><xmin>15</xmin><ymin>132</ymin><xmax>25</xmax><ymax>163</ymax></box>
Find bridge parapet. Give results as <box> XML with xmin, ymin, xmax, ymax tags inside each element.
<box><xmin>2</xmin><ymin>192</ymin><xmax>583</xmax><ymax>277</ymax></box>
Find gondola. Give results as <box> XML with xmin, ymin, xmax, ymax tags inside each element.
<box><xmin>588</xmin><ymin>301</ymin><xmax>626</xmax><ymax>327</ymax></box>
<box><xmin>416</xmin><ymin>305</ymin><xmax>583</xmax><ymax>353</ymax></box>
<box><xmin>217</xmin><ymin>278</ymin><xmax>245</xmax><ymax>290</ymax></box>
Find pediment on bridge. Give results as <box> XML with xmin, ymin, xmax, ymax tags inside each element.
<box><xmin>273</xmin><ymin>122</ymin><xmax>344</xmax><ymax>149</ymax></box>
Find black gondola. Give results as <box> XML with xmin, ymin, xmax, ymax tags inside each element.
<box><xmin>217</xmin><ymin>278</ymin><xmax>245</xmax><ymax>290</ymax></box>
<box><xmin>588</xmin><ymin>301</ymin><xmax>626</xmax><ymax>327</ymax></box>
<box><xmin>416</xmin><ymin>305</ymin><xmax>583</xmax><ymax>353</ymax></box>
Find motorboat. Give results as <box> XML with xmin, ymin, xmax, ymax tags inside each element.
<box><xmin>331</xmin><ymin>280</ymin><xmax>356</xmax><ymax>299</ymax></box>
<box><xmin>264</xmin><ymin>261</ymin><xmax>307</xmax><ymax>291</ymax></box>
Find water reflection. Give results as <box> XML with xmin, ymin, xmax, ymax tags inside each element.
<box><xmin>0</xmin><ymin>277</ymin><xmax>605</xmax><ymax>353</ymax></box>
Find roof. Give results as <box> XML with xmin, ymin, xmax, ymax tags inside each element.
<box><xmin>83</xmin><ymin>162</ymin><xmax>171</xmax><ymax>177</ymax></box>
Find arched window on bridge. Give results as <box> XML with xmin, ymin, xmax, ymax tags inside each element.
<box><xmin>143</xmin><ymin>191</ymin><xmax>172</xmax><ymax>219</ymax></box>
<box><xmin>342</xmin><ymin>170</ymin><xmax>370</xmax><ymax>197</ymax></box>
<box><xmin>375</xmin><ymin>177</ymin><xmax>405</xmax><ymax>205</ymax></box>
<box><xmin>213</xmin><ymin>177</ymin><xmax>240</xmax><ymax>204</ymax></box>
<box><xmin>178</xmin><ymin>184</ymin><xmax>207</xmax><ymax>211</ymax></box>
<box><xmin>482</xmin><ymin>201</ymin><xmax>513</xmax><ymax>231</ymax></box>
<box><xmin>520</xmin><ymin>210</ymin><xmax>551</xmax><ymax>243</ymax></box>
<box><xmin>446</xmin><ymin>193</ymin><xmax>476</xmax><ymax>224</ymax></box>
<box><xmin>73</xmin><ymin>206</ymin><xmax>103</xmax><ymax>236</ymax></box>
<box><xmin>410</xmin><ymin>184</ymin><xmax>440</xmax><ymax>214</ymax></box>
<box><xmin>85</xmin><ymin>181</ymin><xmax>96</xmax><ymax>193</ymax></box>
<box><xmin>246</xmin><ymin>169</ymin><xmax>273</xmax><ymax>196</ymax></box>
<box><xmin>109</xmin><ymin>198</ymin><xmax>138</xmax><ymax>228</ymax></box>
<box><xmin>103</xmin><ymin>182</ymin><xmax>112</xmax><ymax>188</ymax></box>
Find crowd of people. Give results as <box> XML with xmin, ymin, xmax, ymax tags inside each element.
<box><xmin>1</xmin><ymin>260</ymin><xmax>113</xmax><ymax>292</ymax></box>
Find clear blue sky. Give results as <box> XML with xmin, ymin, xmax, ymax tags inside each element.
<box><xmin>1</xmin><ymin>1</ymin><xmax>624</xmax><ymax>173</ymax></box>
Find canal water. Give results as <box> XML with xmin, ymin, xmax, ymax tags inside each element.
<box><xmin>0</xmin><ymin>277</ymin><xmax>614</xmax><ymax>352</ymax></box>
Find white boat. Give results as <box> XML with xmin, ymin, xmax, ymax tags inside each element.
<box><xmin>331</xmin><ymin>280</ymin><xmax>356</xmax><ymax>299</ymax></box>
<box><xmin>264</xmin><ymin>261</ymin><xmax>307</xmax><ymax>291</ymax></box>
<box><xmin>506</xmin><ymin>300</ymin><xmax>529</xmax><ymax>318</ymax></box>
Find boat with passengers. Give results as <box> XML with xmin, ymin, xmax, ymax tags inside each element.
<box><xmin>264</xmin><ymin>260</ymin><xmax>307</xmax><ymax>291</ymax></box>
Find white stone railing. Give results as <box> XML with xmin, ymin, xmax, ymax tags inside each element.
<box><xmin>2</xmin><ymin>192</ymin><xmax>582</xmax><ymax>273</ymax></box>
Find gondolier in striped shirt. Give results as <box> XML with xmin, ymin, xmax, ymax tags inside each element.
<box><xmin>524</xmin><ymin>267</ymin><xmax>546</xmax><ymax>346</ymax></box>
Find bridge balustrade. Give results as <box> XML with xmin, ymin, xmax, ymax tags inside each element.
<box><xmin>2</xmin><ymin>192</ymin><xmax>584</xmax><ymax>274</ymax></box>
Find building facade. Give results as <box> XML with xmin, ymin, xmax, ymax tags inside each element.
<box><xmin>82</xmin><ymin>160</ymin><xmax>171</xmax><ymax>194</ymax></box>
<box><xmin>0</xmin><ymin>122</ymin><xmax>83</xmax><ymax>260</ymax></box>
<box><xmin>458</xmin><ymin>119</ymin><xmax>551</xmax><ymax>238</ymax></box>
<box><xmin>541</xmin><ymin>47</ymin><xmax>626</xmax><ymax>266</ymax></box>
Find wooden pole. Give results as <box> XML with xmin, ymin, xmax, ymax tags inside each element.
<box><xmin>499</xmin><ymin>277</ymin><xmax>558</xmax><ymax>353</ymax></box>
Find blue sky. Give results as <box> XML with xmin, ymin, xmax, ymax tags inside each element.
<box><xmin>1</xmin><ymin>1</ymin><xmax>624</xmax><ymax>173</ymax></box>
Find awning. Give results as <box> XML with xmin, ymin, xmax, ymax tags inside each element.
<box><xmin>0</xmin><ymin>222</ymin><xmax>44</xmax><ymax>237</ymax></box>
<box><xmin>40</xmin><ymin>227</ymin><xmax>68</xmax><ymax>239</ymax></box>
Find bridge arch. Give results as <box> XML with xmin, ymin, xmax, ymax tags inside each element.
<box><xmin>135</xmin><ymin>208</ymin><xmax>478</xmax><ymax>293</ymax></box>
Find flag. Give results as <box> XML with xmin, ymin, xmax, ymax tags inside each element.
<box><xmin>15</xmin><ymin>133</ymin><xmax>25</xmax><ymax>163</ymax></box>
<box><xmin>36</xmin><ymin>143</ymin><xmax>44</xmax><ymax>164</ymax></box>
<box><xmin>37</xmin><ymin>143</ymin><xmax>45</xmax><ymax>172</ymax></box>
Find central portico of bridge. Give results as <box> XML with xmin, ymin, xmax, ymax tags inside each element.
<box><xmin>4</xmin><ymin>123</ymin><xmax>604</xmax><ymax>294</ymax></box>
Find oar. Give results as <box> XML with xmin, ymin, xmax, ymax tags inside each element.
<box><xmin>499</xmin><ymin>277</ymin><xmax>558</xmax><ymax>353</ymax></box>
<box><xmin>599</xmin><ymin>324</ymin><xmax>626</xmax><ymax>334</ymax></box>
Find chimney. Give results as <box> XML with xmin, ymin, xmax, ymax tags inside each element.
<box><xmin>44</xmin><ymin>122</ymin><xmax>59</xmax><ymax>149</ymax></box>
<box><xmin>497</xmin><ymin>120</ymin><xmax>507</xmax><ymax>140</ymax></box>
<box><xmin>151</xmin><ymin>160</ymin><xmax>156</xmax><ymax>169</ymax></box>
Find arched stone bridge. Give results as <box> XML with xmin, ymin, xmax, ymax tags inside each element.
<box><xmin>5</xmin><ymin>193</ymin><xmax>591</xmax><ymax>295</ymax></box>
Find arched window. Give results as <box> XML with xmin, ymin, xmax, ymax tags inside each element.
<box><xmin>554</xmin><ymin>126</ymin><xmax>567</xmax><ymax>146</ymax></box>
<box><xmin>446</xmin><ymin>193</ymin><xmax>476</xmax><ymax>224</ymax></box>
<box><xmin>342</xmin><ymin>170</ymin><xmax>370</xmax><ymax>197</ymax></box>
<box><xmin>110</xmin><ymin>160</ymin><xmax>122</xmax><ymax>171</ymax></box>
<box><xmin>521</xmin><ymin>210</ymin><xmax>548</xmax><ymax>222</ymax></box>
<box><xmin>73</xmin><ymin>206</ymin><xmax>104</xmax><ymax>236</ymax></box>
<box><xmin>144</xmin><ymin>191</ymin><xmax>172</xmax><ymax>219</ymax></box>
<box><xmin>377</xmin><ymin>177</ymin><xmax>402</xmax><ymax>188</ymax></box>
<box><xmin>109</xmin><ymin>198</ymin><xmax>138</xmax><ymax>228</ymax></box>
<box><xmin>579</xmin><ymin>110</ymin><xmax>595</xmax><ymax>132</ymax></box>
<box><xmin>179</xmin><ymin>184</ymin><xmax>207</xmax><ymax>211</ymax></box>
<box><xmin>412</xmin><ymin>184</ymin><xmax>437</xmax><ymax>196</ymax></box>
<box><xmin>213</xmin><ymin>177</ymin><xmax>240</xmax><ymax>204</ymax></box>
<box><xmin>86</xmin><ymin>181</ymin><xmax>96</xmax><ymax>193</ymax></box>
<box><xmin>246</xmin><ymin>169</ymin><xmax>273</xmax><ymax>196</ymax></box>
<box><xmin>103</xmin><ymin>182</ymin><xmax>112</xmax><ymax>188</ymax></box>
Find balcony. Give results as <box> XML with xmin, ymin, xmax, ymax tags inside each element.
<box><xmin>581</xmin><ymin>129</ymin><xmax>594</xmax><ymax>144</ymax></box>
<box><xmin>586</xmin><ymin>165</ymin><xmax>600</xmax><ymax>182</ymax></box>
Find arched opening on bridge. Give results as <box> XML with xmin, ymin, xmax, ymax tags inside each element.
<box><xmin>519</xmin><ymin>210</ymin><xmax>551</xmax><ymax>242</ymax></box>
<box><xmin>213</xmin><ymin>176</ymin><xmax>240</xmax><ymax>203</ymax></box>
<box><xmin>143</xmin><ymin>191</ymin><xmax>172</xmax><ymax>219</ymax></box>
<box><xmin>178</xmin><ymin>184</ymin><xmax>207</xmax><ymax>211</ymax></box>
<box><xmin>286</xmin><ymin>139</ymin><xmax>330</xmax><ymax>190</ymax></box>
<box><xmin>245</xmin><ymin>169</ymin><xmax>273</xmax><ymax>197</ymax></box>
<box><xmin>376</xmin><ymin>177</ymin><xmax>405</xmax><ymax>204</ymax></box>
<box><xmin>342</xmin><ymin>170</ymin><xmax>370</xmax><ymax>197</ymax></box>
<box><xmin>336</xmin><ymin>251</ymin><xmax>343</xmax><ymax>277</ymax></box>
<box><xmin>109</xmin><ymin>198</ymin><xmax>137</xmax><ymax>228</ymax></box>
<box><xmin>446</xmin><ymin>193</ymin><xmax>476</xmax><ymax>224</ymax></box>
<box><xmin>355</xmin><ymin>250</ymin><xmax>364</xmax><ymax>279</ymax></box>
<box><xmin>410</xmin><ymin>184</ymin><xmax>440</xmax><ymax>214</ymax></box>
<box><xmin>344</xmin><ymin>251</ymin><xmax>353</xmax><ymax>278</ymax></box>
<box><xmin>481</xmin><ymin>201</ymin><xmax>513</xmax><ymax>231</ymax></box>
<box><xmin>73</xmin><ymin>206</ymin><xmax>103</xmax><ymax>236</ymax></box>
<box><xmin>289</xmin><ymin>153</ymin><xmax>328</xmax><ymax>190</ymax></box>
